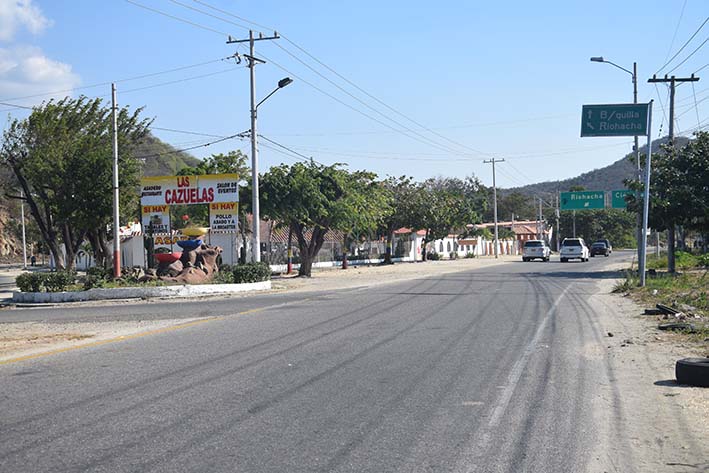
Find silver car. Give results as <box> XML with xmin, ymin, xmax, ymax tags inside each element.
<box><xmin>522</xmin><ymin>240</ymin><xmax>551</xmax><ymax>262</ymax></box>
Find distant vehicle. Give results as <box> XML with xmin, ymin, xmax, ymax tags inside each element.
<box><xmin>594</xmin><ymin>239</ymin><xmax>612</xmax><ymax>253</ymax></box>
<box><xmin>590</xmin><ymin>241</ymin><xmax>610</xmax><ymax>257</ymax></box>
<box><xmin>560</xmin><ymin>238</ymin><xmax>589</xmax><ymax>262</ymax></box>
<box><xmin>522</xmin><ymin>240</ymin><xmax>551</xmax><ymax>262</ymax></box>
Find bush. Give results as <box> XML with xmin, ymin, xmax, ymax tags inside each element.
<box><xmin>16</xmin><ymin>272</ymin><xmax>43</xmax><ymax>292</ymax></box>
<box><xmin>43</xmin><ymin>271</ymin><xmax>76</xmax><ymax>292</ymax></box>
<box><xmin>232</xmin><ymin>262</ymin><xmax>271</xmax><ymax>283</ymax></box>
<box><xmin>83</xmin><ymin>266</ymin><xmax>112</xmax><ymax>290</ymax></box>
<box><xmin>449</xmin><ymin>252</ymin><xmax>457</xmax><ymax>260</ymax></box>
<box><xmin>16</xmin><ymin>270</ymin><xmax>76</xmax><ymax>292</ymax></box>
<box><xmin>212</xmin><ymin>269</ymin><xmax>235</xmax><ymax>284</ymax></box>
<box><xmin>427</xmin><ymin>252</ymin><xmax>441</xmax><ymax>261</ymax></box>
<box><xmin>465</xmin><ymin>252</ymin><xmax>476</xmax><ymax>259</ymax></box>
<box><xmin>698</xmin><ymin>253</ymin><xmax>709</xmax><ymax>268</ymax></box>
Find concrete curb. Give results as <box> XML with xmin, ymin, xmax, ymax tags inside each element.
<box><xmin>11</xmin><ymin>280</ymin><xmax>271</xmax><ymax>304</ymax></box>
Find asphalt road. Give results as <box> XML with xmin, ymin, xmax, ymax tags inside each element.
<box><xmin>1</xmin><ymin>254</ymin><xmax>639</xmax><ymax>472</ymax></box>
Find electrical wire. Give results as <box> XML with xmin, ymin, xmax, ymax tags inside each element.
<box><xmin>663</xmin><ymin>0</ymin><xmax>689</xmax><ymax>66</ymax></box>
<box><xmin>124</xmin><ymin>0</ymin><xmax>230</xmax><ymax>36</ymax></box>
<box><xmin>666</xmin><ymin>35</ymin><xmax>709</xmax><ymax>75</ymax></box>
<box><xmin>655</xmin><ymin>16</ymin><xmax>709</xmax><ymax>75</ymax></box>
<box><xmin>151</xmin><ymin>126</ymin><xmax>229</xmax><ymax>138</ymax></box>
<box><xmin>0</xmin><ymin>56</ymin><xmax>236</xmax><ymax>104</ymax></box>
<box><xmin>691</xmin><ymin>82</ymin><xmax>702</xmax><ymax>129</ymax></box>
<box><xmin>134</xmin><ymin>132</ymin><xmax>246</xmax><ymax>160</ymax></box>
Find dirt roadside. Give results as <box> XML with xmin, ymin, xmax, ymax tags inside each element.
<box><xmin>589</xmin><ymin>276</ymin><xmax>708</xmax><ymax>472</ymax></box>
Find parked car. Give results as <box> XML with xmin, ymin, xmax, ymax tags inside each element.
<box><xmin>594</xmin><ymin>239</ymin><xmax>612</xmax><ymax>253</ymax></box>
<box><xmin>590</xmin><ymin>241</ymin><xmax>610</xmax><ymax>257</ymax></box>
<box><xmin>522</xmin><ymin>240</ymin><xmax>551</xmax><ymax>261</ymax></box>
<box><xmin>560</xmin><ymin>238</ymin><xmax>589</xmax><ymax>262</ymax></box>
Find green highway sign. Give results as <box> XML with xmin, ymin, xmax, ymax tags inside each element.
<box><xmin>581</xmin><ymin>103</ymin><xmax>649</xmax><ymax>137</ymax></box>
<box><xmin>611</xmin><ymin>189</ymin><xmax>633</xmax><ymax>209</ymax></box>
<box><xmin>560</xmin><ymin>191</ymin><xmax>605</xmax><ymax>210</ymax></box>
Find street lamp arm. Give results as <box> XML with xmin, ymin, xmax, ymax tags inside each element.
<box><xmin>256</xmin><ymin>87</ymin><xmax>280</xmax><ymax>110</ymax></box>
<box><xmin>591</xmin><ymin>57</ymin><xmax>634</xmax><ymax>77</ymax></box>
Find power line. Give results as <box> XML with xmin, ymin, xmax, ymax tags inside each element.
<box><xmin>666</xmin><ymin>35</ymin><xmax>709</xmax><ymax>75</ymax></box>
<box><xmin>181</xmin><ymin>0</ymin><xmax>491</xmax><ymax>157</ymax></box>
<box><xmin>0</xmin><ymin>56</ymin><xmax>235</xmax><ymax>104</ymax></box>
<box><xmin>655</xmin><ymin>16</ymin><xmax>709</xmax><ymax>75</ymax></box>
<box><xmin>663</xmin><ymin>0</ymin><xmax>689</xmax><ymax>66</ymax></box>
<box><xmin>151</xmin><ymin>126</ymin><xmax>229</xmax><ymax>138</ymax></box>
<box><xmin>124</xmin><ymin>0</ymin><xmax>230</xmax><ymax>36</ymax></box>
<box><xmin>134</xmin><ymin>132</ymin><xmax>247</xmax><ymax>160</ymax></box>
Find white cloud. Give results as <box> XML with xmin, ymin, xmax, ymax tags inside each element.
<box><xmin>0</xmin><ymin>0</ymin><xmax>52</xmax><ymax>41</ymax></box>
<box><xmin>0</xmin><ymin>45</ymin><xmax>80</xmax><ymax>104</ymax></box>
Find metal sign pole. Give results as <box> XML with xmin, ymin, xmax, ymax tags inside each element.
<box><xmin>639</xmin><ymin>101</ymin><xmax>653</xmax><ymax>287</ymax></box>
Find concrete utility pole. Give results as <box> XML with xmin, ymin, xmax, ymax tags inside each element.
<box><xmin>20</xmin><ymin>189</ymin><xmax>27</xmax><ymax>269</ymax></box>
<box><xmin>538</xmin><ymin>198</ymin><xmax>543</xmax><ymax>240</ymax></box>
<box><xmin>483</xmin><ymin>158</ymin><xmax>504</xmax><ymax>258</ymax></box>
<box><xmin>647</xmin><ymin>74</ymin><xmax>700</xmax><ymax>273</ymax></box>
<box><xmin>111</xmin><ymin>83</ymin><xmax>121</xmax><ymax>278</ymax></box>
<box><xmin>555</xmin><ymin>193</ymin><xmax>560</xmax><ymax>252</ymax></box>
<box><xmin>227</xmin><ymin>30</ymin><xmax>281</xmax><ymax>263</ymax></box>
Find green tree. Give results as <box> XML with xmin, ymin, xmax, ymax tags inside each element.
<box><xmin>627</xmin><ymin>132</ymin><xmax>709</xmax><ymax>271</ymax></box>
<box><xmin>409</xmin><ymin>176</ymin><xmax>485</xmax><ymax>260</ymax></box>
<box><xmin>379</xmin><ymin>176</ymin><xmax>418</xmax><ymax>264</ymax></box>
<box><xmin>1</xmin><ymin>96</ymin><xmax>150</xmax><ymax>270</ymax></box>
<box><xmin>260</xmin><ymin>161</ymin><xmax>390</xmax><ymax>277</ymax></box>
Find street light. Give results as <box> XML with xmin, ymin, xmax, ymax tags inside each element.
<box><xmin>250</xmin><ymin>76</ymin><xmax>293</xmax><ymax>263</ymax></box>
<box><xmin>590</xmin><ymin>55</ymin><xmax>642</xmax><ymax>265</ymax></box>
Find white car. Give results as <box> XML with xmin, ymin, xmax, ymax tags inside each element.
<box><xmin>522</xmin><ymin>240</ymin><xmax>551</xmax><ymax>262</ymax></box>
<box><xmin>560</xmin><ymin>238</ymin><xmax>589</xmax><ymax>262</ymax></box>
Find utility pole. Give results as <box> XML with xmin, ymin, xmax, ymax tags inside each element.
<box><xmin>111</xmin><ymin>83</ymin><xmax>121</xmax><ymax>278</ymax></box>
<box><xmin>483</xmin><ymin>158</ymin><xmax>504</xmax><ymax>258</ymax></box>
<box><xmin>538</xmin><ymin>198</ymin><xmax>543</xmax><ymax>240</ymax></box>
<box><xmin>647</xmin><ymin>74</ymin><xmax>700</xmax><ymax>273</ymax></box>
<box><xmin>511</xmin><ymin>213</ymin><xmax>516</xmax><ymax>255</ymax></box>
<box><xmin>555</xmin><ymin>192</ymin><xmax>560</xmax><ymax>252</ymax></box>
<box><xmin>20</xmin><ymin>189</ymin><xmax>27</xmax><ymax>269</ymax></box>
<box><xmin>227</xmin><ymin>30</ymin><xmax>280</xmax><ymax>263</ymax></box>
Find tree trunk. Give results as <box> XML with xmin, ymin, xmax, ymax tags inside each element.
<box><xmin>47</xmin><ymin>239</ymin><xmax>65</xmax><ymax>270</ymax></box>
<box><xmin>87</xmin><ymin>228</ymin><xmax>111</xmax><ymax>269</ymax></box>
<box><xmin>384</xmin><ymin>231</ymin><xmax>393</xmax><ymax>264</ymax></box>
<box><xmin>295</xmin><ymin>224</ymin><xmax>326</xmax><ymax>277</ymax></box>
<box><xmin>667</xmin><ymin>225</ymin><xmax>676</xmax><ymax>273</ymax></box>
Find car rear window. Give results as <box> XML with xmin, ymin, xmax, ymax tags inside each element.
<box><xmin>524</xmin><ymin>241</ymin><xmax>543</xmax><ymax>247</ymax></box>
<box><xmin>562</xmin><ymin>239</ymin><xmax>582</xmax><ymax>246</ymax></box>
<box><xmin>592</xmin><ymin>242</ymin><xmax>606</xmax><ymax>248</ymax></box>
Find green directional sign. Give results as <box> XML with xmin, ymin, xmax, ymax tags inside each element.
<box><xmin>560</xmin><ymin>191</ymin><xmax>605</xmax><ymax>210</ymax></box>
<box><xmin>581</xmin><ymin>103</ymin><xmax>649</xmax><ymax>137</ymax></box>
<box><xmin>611</xmin><ymin>189</ymin><xmax>633</xmax><ymax>209</ymax></box>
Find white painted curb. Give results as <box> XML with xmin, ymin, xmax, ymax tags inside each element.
<box><xmin>12</xmin><ymin>280</ymin><xmax>271</xmax><ymax>303</ymax></box>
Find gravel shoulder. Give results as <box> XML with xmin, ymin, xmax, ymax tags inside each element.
<box><xmin>590</xmin><ymin>276</ymin><xmax>708</xmax><ymax>472</ymax></box>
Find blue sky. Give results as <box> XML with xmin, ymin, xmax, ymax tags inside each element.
<box><xmin>1</xmin><ymin>0</ymin><xmax>707</xmax><ymax>189</ymax></box>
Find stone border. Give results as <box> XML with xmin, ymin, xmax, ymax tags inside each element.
<box><xmin>12</xmin><ymin>281</ymin><xmax>271</xmax><ymax>304</ymax></box>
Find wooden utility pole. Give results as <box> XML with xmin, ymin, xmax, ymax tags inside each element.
<box><xmin>483</xmin><ymin>158</ymin><xmax>504</xmax><ymax>258</ymax></box>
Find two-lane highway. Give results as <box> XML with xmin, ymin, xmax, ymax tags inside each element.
<box><xmin>0</xmin><ymin>254</ymin><xmax>676</xmax><ymax>472</ymax></box>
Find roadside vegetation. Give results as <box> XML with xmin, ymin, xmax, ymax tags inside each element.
<box><xmin>614</xmin><ymin>251</ymin><xmax>708</xmax><ymax>347</ymax></box>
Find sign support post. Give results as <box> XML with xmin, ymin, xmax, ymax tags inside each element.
<box><xmin>639</xmin><ymin>102</ymin><xmax>653</xmax><ymax>287</ymax></box>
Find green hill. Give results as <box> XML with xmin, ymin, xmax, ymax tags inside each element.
<box><xmin>137</xmin><ymin>133</ymin><xmax>202</xmax><ymax>177</ymax></box>
<box><xmin>506</xmin><ymin>136</ymin><xmax>689</xmax><ymax>196</ymax></box>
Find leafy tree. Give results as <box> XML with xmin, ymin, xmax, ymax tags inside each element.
<box><xmin>409</xmin><ymin>176</ymin><xmax>485</xmax><ymax>260</ymax></box>
<box><xmin>1</xmin><ymin>96</ymin><xmax>150</xmax><ymax>270</ymax></box>
<box><xmin>379</xmin><ymin>176</ymin><xmax>418</xmax><ymax>264</ymax></box>
<box><xmin>626</xmin><ymin>132</ymin><xmax>709</xmax><ymax>271</ymax></box>
<box><xmin>493</xmin><ymin>191</ymin><xmax>536</xmax><ymax>222</ymax></box>
<box><xmin>260</xmin><ymin>161</ymin><xmax>390</xmax><ymax>276</ymax></box>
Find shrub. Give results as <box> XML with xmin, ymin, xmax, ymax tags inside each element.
<box><xmin>16</xmin><ymin>272</ymin><xmax>43</xmax><ymax>292</ymax></box>
<box><xmin>465</xmin><ymin>252</ymin><xmax>476</xmax><ymax>259</ymax></box>
<box><xmin>16</xmin><ymin>270</ymin><xmax>76</xmax><ymax>292</ymax></box>
<box><xmin>427</xmin><ymin>252</ymin><xmax>441</xmax><ymax>261</ymax></box>
<box><xmin>43</xmin><ymin>271</ymin><xmax>76</xmax><ymax>292</ymax></box>
<box><xmin>232</xmin><ymin>262</ymin><xmax>271</xmax><ymax>283</ymax></box>
<box><xmin>213</xmin><ymin>269</ymin><xmax>235</xmax><ymax>284</ymax></box>
<box><xmin>449</xmin><ymin>252</ymin><xmax>457</xmax><ymax>260</ymax></box>
<box><xmin>698</xmin><ymin>253</ymin><xmax>709</xmax><ymax>268</ymax></box>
